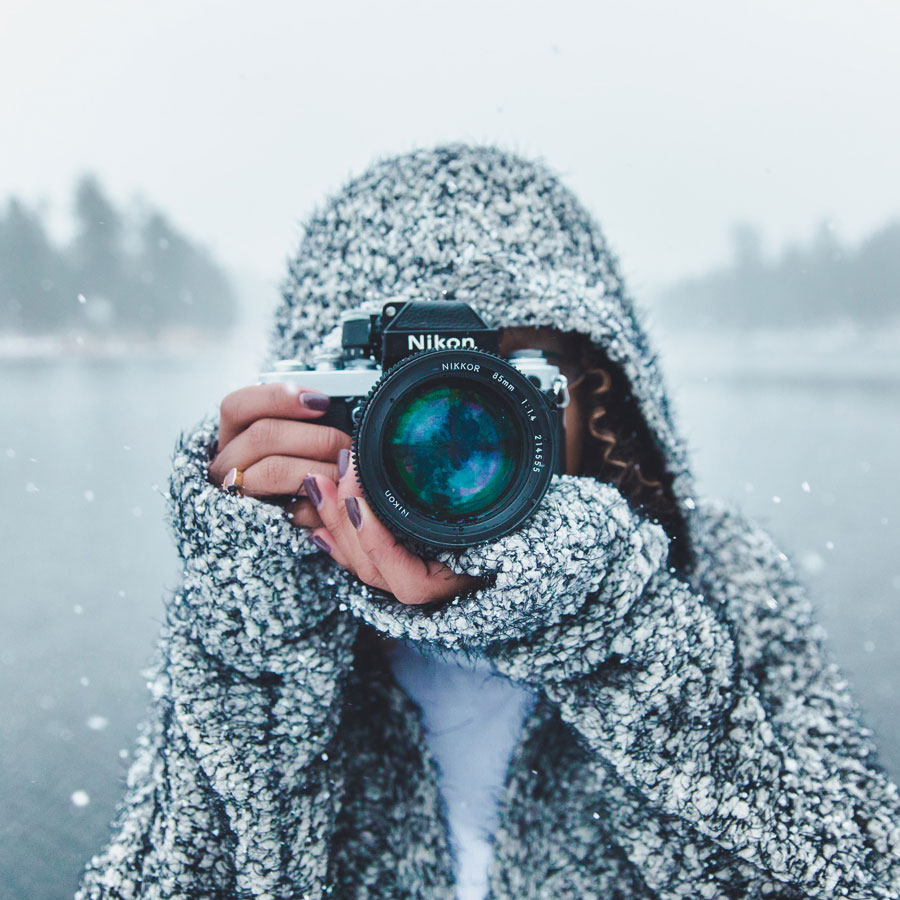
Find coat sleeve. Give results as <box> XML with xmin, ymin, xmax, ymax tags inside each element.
<box><xmin>77</xmin><ymin>415</ymin><xmax>359</xmax><ymax>900</ymax></box>
<box><xmin>370</xmin><ymin>475</ymin><xmax>900</xmax><ymax>899</ymax></box>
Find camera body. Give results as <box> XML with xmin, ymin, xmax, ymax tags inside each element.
<box><xmin>260</xmin><ymin>300</ymin><xmax>569</xmax><ymax>551</ymax></box>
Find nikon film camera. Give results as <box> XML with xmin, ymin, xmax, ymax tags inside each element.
<box><xmin>260</xmin><ymin>301</ymin><xmax>569</xmax><ymax>551</ymax></box>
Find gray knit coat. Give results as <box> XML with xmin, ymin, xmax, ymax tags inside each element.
<box><xmin>77</xmin><ymin>144</ymin><xmax>900</xmax><ymax>900</ymax></box>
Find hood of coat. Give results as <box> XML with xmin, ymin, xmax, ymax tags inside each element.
<box><xmin>268</xmin><ymin>143</ymin><xmax>696</xmax><ymax>528</ymax></box>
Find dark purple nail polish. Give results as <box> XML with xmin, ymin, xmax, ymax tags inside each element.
<box><xmin>300</xmin><ymin>391</ymin><xmax>330</xmax><ymax>411</ymax></box>
<box><xmin>303</xmin><ymin>475</ymin><xmax>323</xmax><ymax>508</ymax></box>
<box><xmin>310</xmin><ymin>534</ymin><xmax>332</xmax><ymax>554</ymax></box>
<box><xmin>345</xmin><ymin>496</ymin><xmax>363</xmax><ymax>531</ymax></box>
<box><xmin>337</xmin><ymin>448</ymin><xmax>350</xmax><ymax>480</ymax></box>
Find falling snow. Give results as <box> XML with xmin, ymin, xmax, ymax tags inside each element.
<box><xmin>800</xmin><ymin>551</ymin><xmax>825</xmax><ymax>575</ymax></box>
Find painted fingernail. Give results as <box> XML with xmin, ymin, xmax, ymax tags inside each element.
<box><xmin>300</xmin><ymin>391</ymin><xmax>330</xmax><ymax>411</ymax></box>
<box><xmin>337</xmin><ymin>448</ymin><xmax>350</xmax><ymax>480</ymax></box>
<box><xmin>303</xmin><ymin>474</ymin><xmax>323</xmax><ymax>508</ymax></box>
<box><xmin>310</xmin><ymin>534</ymin><xmax>332</xmax><ymax>554</ymax></box>
<box><xmin>345</xmin><ymin>496</ymin><xmax>363</xmax><ymax>531</ymax></box>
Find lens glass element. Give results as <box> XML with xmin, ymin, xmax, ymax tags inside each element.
<box><xmin>383</xmin><ymin>381</ymin><xmax>522</xmax><ymax>520</ymax></box>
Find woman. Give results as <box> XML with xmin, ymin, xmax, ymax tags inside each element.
<box><xmin>78</xmin><ymin>144</ymin><xmax>900</xmax><ymax>899</ymax></box>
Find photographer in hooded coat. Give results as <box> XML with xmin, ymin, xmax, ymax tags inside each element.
<box><xmin>77</xmin><ymin>144</ymin><xmax>900</xmax><ymax>900</ymax></box>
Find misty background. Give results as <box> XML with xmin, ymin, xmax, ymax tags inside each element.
<box><xmin>2</xmin><ymin>2</ymin><xmax>899</xmax><ymax>898</ymax></box>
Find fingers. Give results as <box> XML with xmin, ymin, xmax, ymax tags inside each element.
<box><xmin>216</xmin><ymin>456</ymin><xmax>338</xmax><ymax>500</ymax></box>
<box><xmin>217</xmin><ymin>382</ymin><xmax>333</xmax><ymax>450</ymax></box>
<box><xmin>209</xmin><ymin>417</ymin><xmax>350</xmax><ymax>484</ymax></box>
<box><xmin>283</xmin><ymin>497</ymin><xmax>323</xmax><ymax>530</ymax></box>
<box><xmin>306</xmin><ymin>473</ymin><xmax>390</xmax><ymax>591</ymax></box>
<box><xmin>346</xmin><ymin>494</ymin><xmax>475</xmax><ymax>605</ymax></box>
<box><xmin>308</xmin><ymin>457</ymin><xmax>477</xmax><ymax>605</ymax></box>
<box><xmin>334</xmin><ymin>448</ymin><xmax>363</xmax><ymax>505</ymax></box>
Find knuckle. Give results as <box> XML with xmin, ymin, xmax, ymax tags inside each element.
<box><xmin>259</xmin><ymin>455</ymin><xmax>288</xmax><ymax>488</ymax></box>
<box><xmin>356</xmin><ymin>562</ymin><xmax>382</xmax><ymax>587</ymax></box>
<box><xmin>335</xmin><ymin>469</ymin><xmax>358</xmax><ymax>499</ymax></box>
<box><xmin>219</xmin><ymin>390</ymin><xmax>243</xmax><ymax>426</ymax></box>
<box><xmin>289</xmin><ymin>502</ymin><xmax>319</xmax><ymax>529</ymax></box>
<box><xmin>364</xmin><ymin>544</ymin><xmax>383</xmax><ymax>567</ymax></box>
<box><xmin>336</xmin><ymin>428</ymin><xmax>353</xmax><ymax>451</ymax></box>
<box><xmin>394</xmin><ymin>586</ymin><xmax>424</xmax><ymax>606</ymax></box>
<box><xmin>209</xmin><ymin>463</ymin><xmax>229</xmax><ymax>486</ymax></box>
<box><xmin>264</xmin><ymin>382</ymin><xmax>295</xmax><ymax>417</ymax></box>
<box><xmin>316</xmin><ymin>425</ymin><xmax>351</xmax><ymax>459</ymax></box>
<box><xmin>247</xmin><ymin>417</ymin><xmax>280</xmax><ymax>452</ymax></box>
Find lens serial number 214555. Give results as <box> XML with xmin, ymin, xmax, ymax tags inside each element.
<box><xmin>533</xmin><ymin>434</ymin><xmax>545</xmax><ymax>472</ymax></box>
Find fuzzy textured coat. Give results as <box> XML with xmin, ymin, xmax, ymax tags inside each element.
<box><xmin>78</xmin><ymin>144</ymin><xmax>900</xmax><ymax>900</ymax></box>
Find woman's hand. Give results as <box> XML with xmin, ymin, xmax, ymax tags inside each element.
<box><xmin>303</xmin><ymin>459</ymin><xmax>480</xmax><ymax>606</ymax></box>
<box><xmin>207</xmin><ymin>383</ymin><xmax>351</xmax><ymax>530</ymax></box>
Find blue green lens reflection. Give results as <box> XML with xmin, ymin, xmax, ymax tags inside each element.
<box><xmin>384</xmin><ymin>384</ymin><xmax>520</xmax><ymax>519</ymax></box>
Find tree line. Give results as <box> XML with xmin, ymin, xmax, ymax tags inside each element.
<box><xmin>6</xmin><ymin>180</ymin><xmax>897</xmax><ymax>337</ymax></box>
<box><xmin>654</xmin><ymin>220</ymin><xmax>900</xmax><ymax>330</ymax></box>
<box><xmin>0</xmin><ymin>175</ymin><xmax>237</xmax><ymax>337</ymax></box>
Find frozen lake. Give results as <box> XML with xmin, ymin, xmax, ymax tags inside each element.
<box><xmin>2</xmin><ymin>338</ymin><xmax>899</xmax><ymax>899</ymax></box>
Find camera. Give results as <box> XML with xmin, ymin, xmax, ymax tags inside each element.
<box><xmin>260</xmin><ymin>300</ymin><xmax>569</xmax><ymax>551</ymax></box>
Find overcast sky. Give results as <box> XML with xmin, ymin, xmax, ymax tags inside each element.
<box><xmin>2</xmin><ymin>0</ymin><xmax>899</xmax><ymax>297</ymax></box>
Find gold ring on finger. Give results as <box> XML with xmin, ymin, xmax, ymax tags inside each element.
<box><xmin>222</xmin><ymin>467</ymin><xmax>246</xmax><ymax>495</ymax></box>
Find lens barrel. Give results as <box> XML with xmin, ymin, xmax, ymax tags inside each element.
<box><xmin>352</xmin><ymin>349</ymin><xmax>559</xmax><ymax>551</ymax></box>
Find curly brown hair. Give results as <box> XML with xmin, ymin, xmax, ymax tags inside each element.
<box><xmin>565</xmin><ymin>335</ymin><xmax>689</xmax><ymax>566</ymax></box>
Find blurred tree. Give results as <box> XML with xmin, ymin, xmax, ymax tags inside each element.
<box><xmin>68</xmin><ymin>175</ymin><xmax>131</xmax><ymax>332</ymax></box>
<box><xmin>0</xmin><ymin>198</ymin><xmax>73</xmax><ymax>333</ymax></box>
<box><xmin>853</xmin><ymin>221</ymin><xmax>900</xmax><ymax>325</ymax></box>
<box><xmin>0</xmin><ymin>175</ymin><xmax>239</xmax><ymax>341</ymax></box>
<box><xmin>0</xmin><ymin>175</ymin><xmax>238</xmax><ymax>339</ymax></box>
<box><xmin>655</xmin><ymin>219</ymin><xmax>900</xmax><ymax>331</ymax></box>
<box><xmin>732</xmin><ymin>222</ymin><xmax>764</xmax><ymax>270</ymax></box>
<box><xmin>729</xmin><ymin>223</ymin><xmax>770</xmax><ymax>328</ymax></box>
<box><xmin>135</xmin><ymin>212</ymin><xmax>237</xmax><ymax>337</ymax></box>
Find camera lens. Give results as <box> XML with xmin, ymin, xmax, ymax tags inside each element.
<box><xmin>353</xmin><ymin>348</ymin><xmax>560</xmax><ymax>551</ymax></box>
<box><xmin>382</xmin><ymin>382</ymin><xmax>522</xmax><ymax>519</ymax></box>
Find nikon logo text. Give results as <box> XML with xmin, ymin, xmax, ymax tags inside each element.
<box><xmin>408</xmin><ymin>334</ymin><xmax>476</xmax><ymax>351</ymax></box>
<box><xmin>384</xmin><ymin>489</ymin><xmax>410</xmax><ymax>517</ymax></box>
